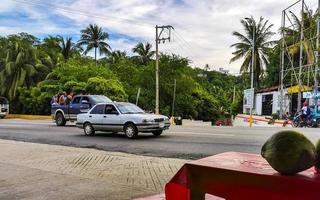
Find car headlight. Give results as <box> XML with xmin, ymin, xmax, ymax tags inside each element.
<box><xmin>142</xmin><ymin>119</ymin><xmax>154</xmax><ymax>123</ymax></box>
<box><xmin>165</xmin><ymin>118</ymin><xmax>169</xmax><ymax>122</ymax></box>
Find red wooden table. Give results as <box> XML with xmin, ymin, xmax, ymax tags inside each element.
<box><xmin>164</xmin><ymin>152</ymin><xmax>320</xmax><ymax>200</ymax></box>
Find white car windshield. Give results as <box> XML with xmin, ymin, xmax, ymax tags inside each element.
<box><xmin>116</xmin><ymin>103</ymin><xmax>145</xmax><ymax>114</ymax></box>
<box><xmin>91</xmin><ymin>96</ymin><xmax>112</xmax><ymax>103</ymax></box>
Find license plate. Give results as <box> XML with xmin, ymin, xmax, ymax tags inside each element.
<box><xmin>159</xmin><ymin>122</ymin><xmax>165</xmax><ymax>128</ymax></box>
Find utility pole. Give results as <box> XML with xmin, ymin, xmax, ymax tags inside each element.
<box><xmin>155</xmin><ymin>25</ymin><xmax>174</xmax><ymax>114</ymax></box>
<box><xmin>231</xmin><ymin>86</ymin><xmax>236</xmax><ymax>119</ymax></box>
<box><xmin>280</xmin><ymin>10</ymin><xmax>285</xmax><ymax>118</ymax></box>
<box><xmin>249</xmin><ymin>25</ymin><xmax>255</xmax><ymax>128</ymax></box>
<box><xmin>315</xmin><ymin>0</ymin><xmax>320</xmax><ymax>93</ymax></box>
<box><xmin>172</xmin><ymin>79</ymin><xmax>177</xmax><ymax>118</ymax></box>
<box><xmin>298</xmin><ymin>0</ymin><xmax>304</xmax><ymax>111</ymax></box>
<box><xmin>136</xmin><ymin>88</ymin><xmax>141</xmax><ymax>105</ymax></box>
<box><xmin>233</xmin><ymin>86</ymin><xmax>236</xmax><ymax>103</ymax></box>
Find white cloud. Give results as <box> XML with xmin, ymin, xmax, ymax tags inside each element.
<box><xmin>0</xmin><ymin>0</ymin><xmax>16</xmax><ymax>12</ymax></box>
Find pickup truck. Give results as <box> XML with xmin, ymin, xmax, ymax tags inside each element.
<box><xmin>51</xmin><ymin>95</ymin><xmax>112</xmax><ymax>126</ymax></box>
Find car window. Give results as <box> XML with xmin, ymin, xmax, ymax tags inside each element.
<box><xmin>0</xmin><ymin>97</ymin><xmax>8</xmax><ymax>104</ymax></box>
<box><xmin>81</xmin><ymin>96</ymin><xmax>90</xmax><ymax>103</ymax></box>
<box><xmin>90</xmin><ymin>104</ymin><xmax>105</xmax><ymax>114</ymax></box>
<box><xmin>105</xmin><ymin>105</ymin><xmax>118</xmax><ymax>115</ymax></box>
<box><xmin>72</xmin><ymin>97</ymin><xmax>81</xmax><ymax>104</ymax></box>
<box><xmin>90</xmin><ymin>95</ymin><xmax>112</xmax><ymax>103</ymax></box>
<box><xmin>116</xmin><ymin>103</ymin><xmax>144</xmax><ymax>114</ymax></box>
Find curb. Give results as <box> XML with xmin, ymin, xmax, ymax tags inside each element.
<box><xmin>6</xmin><ymin>114</ymin><xmax>52</xmax><ymax>120</ymax></box>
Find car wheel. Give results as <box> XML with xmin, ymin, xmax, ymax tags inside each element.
<box><xmin>55</xmin><ymin>112</ymin><xmax>66</xmax><ymax>126</ymax></box>
<box><xmin>84</xmin><ymin>122</ymin><xmax>95</xmax><ymax>136</ymax></box>
<box><xmin>152</xmin><ymin>130</ymin><xmax>163</xmax><ymax>136</ymax></box>
<box><xmin>316</xmin><ymin>119</ymin><xmax>320</xmax><ymax>128</ymax></box>
<box><xmin>124</xmin><ymin>124</ymin><xmax>138</xmax><ymax>139</ymax></box>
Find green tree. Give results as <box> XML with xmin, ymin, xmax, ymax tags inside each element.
<box><xmin>108</xmin><ymin>50</ymin><xmax>128</xmax><ymax>64</ymax></box>
<box><xmin>38</xmin><ymin>36</ymin><xmax>63</xmax><ymax>67</ymax></box>
<box><xmin>230</xmin><ymin>16</ymin><xmax>275</xmax><ymax>88</ymax></box>
<box><xmin>263</xmin><ymin>46</ymin><xmax>280</xmax><ymax>87</ymax></box>
<box><xmin>78</xmin><ymin>24</ymin><xmax>111</xmax><ymax>63</ymax></box>
<box><xmin>86</xmin><ymin>77</ymin><xmax>127</xmax><ymax>101</ymax></box>
<box><xmin>0</xmin><ymin>41</ymin><xmax>45</xmax><ymax>99</ymax></box>
<box><xmin>59</xmin><ymin>36</ymin><xmax>82</xmax><ymax>60</ymax></box>
<box><xmin>132</xmin><ymin>42</ymin><xmax>155</xmax><ymax>65</ymax></box>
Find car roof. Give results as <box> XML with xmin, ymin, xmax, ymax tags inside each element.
<box><xmin>0</xmin><ymin>97</ymin><xmax>8</xmax><ymax>104</ymax></box>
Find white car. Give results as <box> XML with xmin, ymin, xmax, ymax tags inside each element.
<box><xmin>76</xmin><ymin>102</ymin><xmax>170</xmax><ymax>138</ymax></box>
<box><xmin>0</xmin><ymin>97</ymin><xmax>9</xmax><ymax>119</ymax></box>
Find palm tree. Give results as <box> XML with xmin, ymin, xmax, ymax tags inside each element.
<box><xmin>230</xmin><ymin>17</ymin><xmax>275</xmax><ymax>87</ymax></box>
<box><xmin>39</xmin><ymin>36</ymin><xmax>62</xmax><ymax>66</ymax></box>
<box><xmin>283</xmin><ymin>10</ymin><xmax>316</xmax><ymax>67</ymax></box>
<box><xmin>78</xmin><ymin>24</ymin><xmax>111</xmax><ymax>64</ymax></box>
<box><xmin>109</xmin><ymin>50</ymin><xmax>127</xmax><ymax>64</ymax></box>
<box><xmin>59</xmin><ymin>36</ymin><xmax>82</xmax><ymax>60</ymax></box>
<box><xmin>132</xmin><ymin>42</ymin><xmax>155</xmax><ymax>65</ymax></box>
<box><xmin>0</xmin><ymin>42</ymin><xmax>44</xmax><ymax>99</ymax></box>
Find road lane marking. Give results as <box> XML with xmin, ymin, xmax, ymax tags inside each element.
<box><xmin>168</xmin><ymin>131</ymin><xmax>235</xmax><ymax>137</ymax></box>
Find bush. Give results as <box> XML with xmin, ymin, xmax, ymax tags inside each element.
<box><xmin>271</xmin><ymin>113</ymin><xmax>280</xmax><ymax>120</ymax></box>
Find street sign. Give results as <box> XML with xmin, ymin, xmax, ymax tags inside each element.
<box><xmin>303</xmin><ymin>92</ymin><xmax>320</xmax><ymax>99</ymax></box>
<box><xmin>243</xmin><ymin>88</ymin><xmax>254</xmax><ymax>108</ymax></box>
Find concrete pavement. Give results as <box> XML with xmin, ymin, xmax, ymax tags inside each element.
<box><xmin>0</xmin><ymin>139</ymin><xmax>187</xmax><ymax>200</ymax></box>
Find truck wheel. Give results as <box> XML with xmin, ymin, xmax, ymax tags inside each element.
<box><xmin>84</xmin><ymin>122</ymin><xmax>95</xmax><ymax>136</ymax></box>
<box><xmin>55</xmin><ymin>112</ymin><xmax>66</xmax><ymax>126</ymax></box>
<box><xmin>316</xmin><ymin>119</ymin><xmax>320</xmax><ymax>128</ymax></box>
<box><xmin>124</xmin><ymin>124</ymin><xmax>138</xmax><ymax>139</ymax></box>
<box><xmin>152</xmin><ymin>130</ymin><xmax>163</xmax><ymax>136</ymax></box>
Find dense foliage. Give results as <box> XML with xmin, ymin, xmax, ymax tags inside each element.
<box><xmin>0</xmin><ymin>24</ymin><xmax>245</xmax><ymax>120</ymax></box>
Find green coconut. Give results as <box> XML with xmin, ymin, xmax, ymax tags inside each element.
<box><xmin>261</xmin><ymin>130</ymin><xmax>315</xmax><ymax>175</ymax></box>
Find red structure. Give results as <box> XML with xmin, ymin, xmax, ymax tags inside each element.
<box><xmin>136</xmin><ymin>152</ymin><xmax>320</xmax><ymax>200</ymax></box>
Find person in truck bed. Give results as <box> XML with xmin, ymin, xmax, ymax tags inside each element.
<box><xmin>59</xmin><ymin>92</ymin><xmax>67</xmax><ymax>105</ymax></box>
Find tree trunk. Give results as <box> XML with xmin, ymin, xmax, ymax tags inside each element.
<box><xmin>94</xmin><ymin>48</ymin><xmax>97</xmax><ymax>66</ymax></box>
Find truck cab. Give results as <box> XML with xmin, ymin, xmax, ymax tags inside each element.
<box><xmin>51</xmin><ymin>95</ymin><xmax>112</xmax><ymax>126</ymax></box>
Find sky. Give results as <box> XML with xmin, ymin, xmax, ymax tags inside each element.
<box><xmin>0</xmin><ymin>0</ymin><xmax>318</xmax><ymax>74</ymax></box>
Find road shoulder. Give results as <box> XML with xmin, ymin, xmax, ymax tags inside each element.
<box><xmin>0</xmin><ymin>139</ymin><xmax>188</xmax><ymax>200</ymax></box>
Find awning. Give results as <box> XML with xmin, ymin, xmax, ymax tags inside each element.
<box><xmin>287</xmin><ymin>85</ymin><xmax>312</xmax><ymax>94</ymax></box>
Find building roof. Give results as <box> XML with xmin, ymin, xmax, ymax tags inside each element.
<box><xmin>257</xmin><ymin>86</ymin><xmax>279</xmax><ymax>93</ymax></box>
<box><xmin>255</xmin><ymin>85</ymin><xmax>313</xmax><ymax>94</ymax></box>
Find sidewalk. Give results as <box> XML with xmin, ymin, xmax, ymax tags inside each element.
<box><xmin>0</xmin><ymin>139</ymin><xmax>188</xmax><ymax>200</ymax></box>
<box><xmin>234</xmin><ymin>114</ymin><xmax>290</xmax><ymax>127</ymax></box>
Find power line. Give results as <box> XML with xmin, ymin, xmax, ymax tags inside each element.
<box><xmin>12</xmin><ymin>0</ymin><xmax>220</xmax><ymax>70</ymax></box>
<box><xmin>13</xmin><ymin>0</ymin><xmax>154</xmax><ymax>28</ymax></box>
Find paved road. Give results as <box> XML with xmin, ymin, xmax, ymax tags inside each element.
<box><xmin>1</xmin><ymin>119</ymin><xmax>319</xmax><ymax>159</ymax></box>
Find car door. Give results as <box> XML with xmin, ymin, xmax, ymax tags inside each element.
<box><xmin>100</xmin><ymin>104</ymin><xmax>122</xmax><ymax>132</ymax></box>
<box><xmin>88</xmin><ymin>104</ymin><xmax>105</xmax><ymax>131</ymax></box>
<box><xmin>69</xmin><ymin>96</ymin><xmax>82</xmax><ymax>120</ymax></box>
<box><xmin>80</xmin><ymin>96</ymin><xmax>91</xmax><ymax>113</ymax></box>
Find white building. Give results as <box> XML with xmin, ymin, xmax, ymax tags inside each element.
<box><xmin>243</xmin><ymin>86</ymin><xmax>290</xmax><ymax>116</ymax></box>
